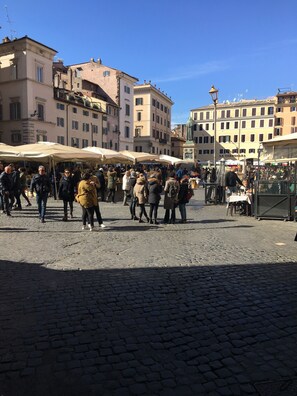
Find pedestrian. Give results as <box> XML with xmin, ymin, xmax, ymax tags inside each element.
<box><xmin>76</xmin><ymin>171</ymin><xmax>96</xmax><ymax>231</ymax></box>
<box><xmin>19</xmin><ymin>167</ymin><xmax>32</xmax><ymax>207</ymax></box>
<box><xmin>163</xmin><ymin>171</ymin><xmax>180</xmax><ymax>224</ymax></box>
<box><xmin>122</xmin><ymin>170</ymin><xmax>131</xmax><ymax>206</ymax></box>
<box><xmin>0</xmin><ymin>162</ymin><xmax>4</xmax><ymax>212</ymax></box>
<box><xmin>147</xmin><ymin>173</ymin><xmax>162</xmax><ymax>224</ymax></box>
<box><xmin>90</xmin><ymin>170</ymin><xmax>106</xmax><ymax>229</ymax></box>
<box><xmin>225</xmin><ymin>167</ymin><xmax>243</xmax><ymax>195</ymax></box>
<box><xmin>106</xmin><ymin>167</ymin><xmax>118</xmax><ymax>203</ymax></box>
<box><xmin>133</xmin><ymin>173</ymin><xmax>149</xmax><ymax>223</ymax></box>
<box><xmin>30</xmin><ymin>165</ymin><xmax>51</xmax><ymax>223</ymax></box>
<box><xmin>129</xmin><ymin>171</ymin><xmax>138</xmax><ymax>220</ymax></box>
<box><xmin>95</xmin><ymin>167</ymin><xmax>106</xmax><ymax>202</ymax></box>
<box><xmin>0</xmin><ymin>164</ymin><xmax>13</xmax><ymax>216</ymax></box>
<box><xmin>11</xmin><ymin>164</ymin><xmax>22</xmax><ymax>210</ymax></box>
<box><xmin>58</xmin><ymin>169</ymin><xmax>75</xmax><ymax>221</ymax></box>
<box><xmin>178</xmin><ymin>175</ymin><xmax>193</xmax><ymax>223</ymax></box>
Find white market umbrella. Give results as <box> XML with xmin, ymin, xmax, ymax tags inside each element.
<box><xmin>119</xmin><ymin>150</ymin><xmax>159</xmax><ymax>164</ymax></box>
<box><xmin>82</xmin><ymin>146</ymin><xmax>132</xmax><ymax>164</ymax></box>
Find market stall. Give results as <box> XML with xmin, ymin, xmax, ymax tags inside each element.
<box><xmin>256</xmin><ymin>135</ymin><xmax>297</xmax><ymax>221</ymax></box>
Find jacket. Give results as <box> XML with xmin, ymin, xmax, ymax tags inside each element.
<box><xmin>30</xmin><ymin>174</ymin><xmax>51</xmax><ymax>195</ymax></box>
<box><xmin>163</xmin><ymin>178</ymin><xmax>180</xmax><ymax>210</ymax></box>
<box><xmin>76</xmin><ymin>179</ymin><xmax>97</xmax><ymax>208</ymax></box>
<box><xmin>107</xmin><ymin>171</ymin><xmax>118</xmax><ymax>189</ymax></box>
<box><xmin>225</xmin><ymin>171</ymin><xmax>242</xmax><ymax>187</ymax></box>
<box><xmin>147</xmin><ymin>177</ymin><xmax>162</xmax><ymax>204</ymax></box>
<box><xmin>133</xmin><ymin>177</ymin><xmax>147</xmax><ymax>204</ymax></box>
<box><xmin>178</xmin><ymin>180</ymin><xmax>191</xmax><ymax>204</ymax></box>
<box><xmin>58</xmin><ymin>175</ymin><xmax>75</xmax><ymax>202</ymax></box>
<box><xmin>122</xmin><ymin>174</ymin><xmax>131</xmax><ymax>191</ymax></box>
<box><xmin>0</xmin><ymin>171</ymin><xmax>13</xmax><ymax>193</ymax></box>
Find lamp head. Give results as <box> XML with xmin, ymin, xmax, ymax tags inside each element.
<box><xmin>209</xmin><ymin>85</ymin><xmax>219</xmax><ymax>103</ymax></box>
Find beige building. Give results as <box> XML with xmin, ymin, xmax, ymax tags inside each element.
<box><xmin>0</xmin><ymin>36</ymin><xmax>57</xmax><ymax>144</ymax></box>
<box><xmin>191</xmin><ymin>98</ymin><xmax>276</xmax><ymax>164</ymax></box>
<box><xmin>133</xmin><ymin>83</ymin><xmax>174</xmax><ymax>154</ymax></box>
<box><xmin>171</xmin><ymin>124</ymin><xmax>186</xmax><ymax>158</ymax></box>
<box><xmin>68</xmin><ymin>60</ymin><xmax>138</xmax><ymax>151</ymax></box>
<box><xmin>275</xmin><ymin>90</ymin><xmax>297</xmax><ymax>136</ymax></box>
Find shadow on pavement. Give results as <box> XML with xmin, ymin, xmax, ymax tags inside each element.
<box><xmin>1</xmin><ymin>260</ymin><xmax>297</xmax><ymax>395</ymax></box>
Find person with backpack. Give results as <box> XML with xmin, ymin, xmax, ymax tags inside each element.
<box><xmin>163</xmin><ymin>171</ymin><xmax>179</xmax><ymax>224</ymax></box>
<box><xmin>178</xmin><ymin>175</ymin><xmax>193</xmax><ymax>223</ymax></box>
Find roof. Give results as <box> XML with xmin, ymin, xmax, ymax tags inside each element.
<box><xmin>0</xmin><ymin>35</ymin><xmax>57</xmax><ymax>54</ymax></box>
<box><xmin>263</xmin><ymin>133</ymin><xmax>297</xmax><ymax>144</ymax></box>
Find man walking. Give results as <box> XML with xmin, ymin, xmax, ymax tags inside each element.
<box><xmin>30</xmin><ymin>165</ymin><xmax>51</xmax><ymax>223</ymax></box>
<box><xmin>0</xmin><ymin>165</ymin><xmax>13</xmax><ymax>216</ymax></box>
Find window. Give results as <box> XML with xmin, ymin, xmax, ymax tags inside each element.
<box><xmin>57</xmin><ymin>136</ymin><xmax>65</xmax><ymax>145</ymax></box>
<box><xmin>152</xmin><ymin>99</ymin><xmax>156</xmax><ymax>107</ymax></box>
<box><xmin>125</xmin><ymin>104</ymin><xmax>130</xmax><ymax>116</ymax></box>
<box><xmin>11</xmin><ymin>131</ymin><xmax>22</xmax><ymax>143</ymax></box>
<box><xmin>200</xmin><ymin>112</ymin><xmax>203</xmax><ymax>121</ymax></box>
<box><xmin>234</xmin><ymin>121</ymin><xmax>238</xmax><ymax>129</ymax></box>
<box><xmin>268</xmin><ymin>107</ymin><xmax>274</xmax><ymax>115</ymax></box>
<box><xmin>250</xmin><ymin>134</ymin><xmax>255</xmax><ymax>142</ymax></box>
<box><xmin>252</xmin><ymin>108</ymin><xmax>256</xmax><ymax>116</ymax></box>
<box><xmin>71</xmin><ymin>138</ymin><xmax>79</xmax><ymax>147</ymax></box>
<box><xmin>261</xmin><ymin>107</ymin><xmax>265</xmax><ymax>115</ymax></box>
<box><xmin>161</xmin><ymin>104</ymin><xmax>163</xmax><ymax>111</ymax></box>
<box><xmin>277</xmin><ymin>107</ymin><xmax>282</xmax><ymax>113</ymax></box>
<box><xmin>241</xmin><ymin>135</ymin><xmax>245</xmax><ymax>142</ymax></box>
<box><xmin>203</xmin><ymin>136</ymin><xmax>209</xmax><ymax>143</ymax></box>
<box><xmin>290</xmin><ymin>106</ymin><xmax>296</xmax><ymax>112</ymax></box>
<box><xmin>57</xmin><ymin>103</ymin><xmax>65</xmax><ymax>110</ymax></box>
<box><xmin>83</xmin><ymin>110</ymin><xmax>89</xmax><ymax>116</ymax></box>
<box><xmin>242</xmin><ymin>121</ymin><xmax>246</xmax><ymax>128</ymax></box>
<box><xmin>198</xmin><ymin>149</ymin><xmax>202</xmax><ymax>154</ymax></box>
<box><xmin>36</xmin><ymin>66</ymin><xmax>43</xmax><ymax>83</ymax></box>
<box><xmin>234</xmin><ymin>135</ymin><xmax>238</xmax><ymax>143</ymax></box>
<box><xmin>220</xmin><ymin>122</ymin><xmax>224</xmax><ymax>129</ymax></box>
<box><xmin>156</xmin><ymin>115</ymin><xmax>160</xmax><ymax>123</ymax></box>
<box><xmin>92</xmin><ymin>113</ymin><xmax>98</xmax><ymax>119</ymax></box>
<box><xmin>135</xmin><ymin>98</ymin><xmax>143</xmax><ymax>106</ymax></box>
<box><xmin>221</xmin><ymin>110</ymin><xmax>225</xmax><ymax>118</ymax></box>
<box><xmin>83</xmin><ymin>123</ymin><xmax>89</xmax><ymax>132</ymax></box>
<box><xmin>226</xmin><ymin>122</ymin><xmax>230</xmax><ymax>129</ymax></box>
<box><xmin>199</xmin><ymin>124</ymin><xmax>203</xmax><ymax>131</ymax></box>
<box><xmin>198</xmin><ymin>137</ymin><xmax>203</xmax><ymax>144</ymax></box>
<box><xmin>92</xmin><ymin>124</ymin><xmax>98</xmax><ymax>134</ymax></box>
<box><xmin>57</xmin><ymin>117</ymin><xmax>64</xmax><ymax>127</ymax></box>
<box><xmin>137</xmin><ymin>112</ymin><xmax>141</xmax><ymax>121</ymax></box>
<box><xmin>72</xmin><ymin>107</ymin><xmax>77</xmax><ymax>114</ymax></box>
<box><xmin>205</xmin><ymin>123</ymin><xmax>209</xmax><ymax>131</ymax></box>
<box><xmin>235</xmin><ymin>109</ymin><xmax>239</xmax><ymax>117</ymax></box>
<box><xmin>291</xmin><ymin>117</ymin><xmax>296</xmax><ymax>125</ymax></box>
<box><xmin>37</xmin><ymin>104</ymin><xmax>44</xmax><ymax>121</ymax></box>
<box><xmin>268</xmin><ymin>133</ymin><xmax>273</xmax><ymax>139</ymax></box>
<box><xmin>206</xmin><ymin>111</ymin><xmax>210</xmax><ymax>120</ymax></box>
<box><xmin>269</xmin><ymin>119</ymin><xmax>273</xmax><ymax>127</ymax></box>
<box><xmin>232</xmin><ymin>148</ymin><xmax>238</xmax><ymax>154</ymax></box>
<box><xmin>103</xmin><ymin>70</ymin><xmax>110</xmax><ymax>77</ymax></box>
<box><xmin>72</xmin><ymin>121</ymin><xmax>78</xmax><ymax>130</ymax></box>
<box><xmin>82</xmin><ymin>139</ymin><xmax>88</xmax><ymax>148</ymax></box>
<box><xmin>219</xmin><ymin>136</ymin><xmax>230</xmax><ymax>143</ymax></box>
<box><xmin>249</xmin><ymin>148</ymin><xmax>256</xmax><ymax>153</ymax></box>
<box><xmin>251</xmin><ymin>120</ymin><xmax>255</xmax><ymax>128</ymax></box>
<box><xmin>226</xmin><ymin>110</ymin><xmax>231</xmax><ymax>118</ymax></box>
<box><xmin>124</xmin><ymin>86</ymin><xmax>130</xmax><ymax>94</ymax></box>
<box><xmin>260</xmin><ymin>120</ymin><xmax>264</xmax><ymax>128</ymax></box>
<box><xmin>240</xmin><ymin>149</ymin><xmax>246</xmax><ymax>153</ymax></box>
<box><xmin>125</xmin><ymin>126</ymin><xmax>130</xmax><ymax>138</ymax></box>
<box><xmin>210</xmin><ymin>137</ymin><xmax>214</xmax><ymax>143</ymax></box>
<box><xmin>259</xmin><ymin>134</ymin><xmax>264</xmax><ymax>141</ymax></box>
<box><xmin>203</xmin><ymin>149</ymin><xmax>210</xmax><ymax>154</ymax></box>
<box><xmin>242</xmin><ymin>109</ymin><xmax>247</xmax><ymax>116</ymax></box>
<box><xmin>10</xmin><ymin>102</ymin><xmax>21</xmax><ymax>120</ymax></box>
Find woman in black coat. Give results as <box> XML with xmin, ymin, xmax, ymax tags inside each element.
<box><xmin>58</xmin><ymin>169</ymin><xmax>75</xmax><ymax>221</ymax></box>
<box><xmin>147</xmin><ymin>174</ymin><xmax>162</xmax><ymax>224</ymax></box>
<box><xmin>178</xmin><ymin>176</ymin><xmax>193</xmax><ymax>223</ymax></box>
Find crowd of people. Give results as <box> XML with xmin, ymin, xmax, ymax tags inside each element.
<box><xmin>0</xmin><ymin>162</ymin><xmax>197</xmax><ymax>229</ymax></box>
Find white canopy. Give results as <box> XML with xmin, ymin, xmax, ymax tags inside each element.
<box><xmin>119</xmin><ymin>150</ymin><xmax>159</xmax><ymax>164</ymax></box>
<box><xmin>158</xmin><ymin>154</ymin><xmax>194</xmax><ymax>165</ymax></box>
<box><xmin>82</xmin><ymin>147</ymin><xmax>132</xmax><ymax>164</ymax></box>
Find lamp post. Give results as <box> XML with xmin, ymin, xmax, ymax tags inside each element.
<box><xmin>209</xmin><ymin>85</ymin><xmax>219</xmax><ymax>168</ymax></box>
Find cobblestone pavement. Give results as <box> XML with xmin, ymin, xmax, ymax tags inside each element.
<box><xmin>0</xmin><ymin>189</ymin><xmax>296</xmax><ymax>395</ymax></box>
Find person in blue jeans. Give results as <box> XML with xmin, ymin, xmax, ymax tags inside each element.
<box><xmin>30</xmin><ymin>165</ymin><xmax>51</xmax><ymax>223</ymax></box>
<box><xmin>178</xmin><ymin>176</ymin><xmax>193</xmax><ymax>223</ymax></box>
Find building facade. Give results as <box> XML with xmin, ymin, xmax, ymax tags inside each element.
<box><xmin>68</xmin><ymin>60</ymin><xmax>138</xmax><ymax>151</ymax></box>
<box><xmin>133</xmin><ymin>83</ymin><xmax>174</xmax><ymax>155</ymax></box>
<box><xmin>0</xmin><ymin>36</ymin><xmax>57</xmax><ymax>144</ymax></box>
<box><xmin>171</xmin><ymin>124</ymin><xmax>186</xmax><ymax>158</ymax></box>
<box><xmin>275</xmin><ymin>90</ymin><xmax>297</xmax><ymax>136</ymax></box>
<box><xmin>191</xmin><ymin>98</ymin><xmax>276</xmax><ymax>164</ymax></box>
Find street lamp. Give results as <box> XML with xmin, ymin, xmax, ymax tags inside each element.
<box><xmin>209</xmin><ymin>85</ymin><xmax>219</xmax><ymax>168</ymax></box>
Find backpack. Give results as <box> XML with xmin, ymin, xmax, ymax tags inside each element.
<box><xmin>167</xmin><ymin>182</ymin><xmax>178</xmax><ymax>199</ymax></box>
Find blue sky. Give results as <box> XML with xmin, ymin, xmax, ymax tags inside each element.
<box><xmin>2</xmin><ymin>0</ymin><xmax>297</xmax><ymax>125</ymax></box>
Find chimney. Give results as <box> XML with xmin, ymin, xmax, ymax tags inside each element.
<box><xmin>2</xmin><ymin>37</ymin><xmax>11</xmax><ymax>43</ymax></box>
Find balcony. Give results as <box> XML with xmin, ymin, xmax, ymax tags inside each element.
<box><xmin>159</xmin><ymin>138</ymin><xmax>167</xmax><ymax>144</ymax></box>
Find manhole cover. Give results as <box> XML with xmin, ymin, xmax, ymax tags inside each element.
<box><xmin>255</xmin><ymin>379</ymin><xmax>297</xmax><ymax>396</ymax></box>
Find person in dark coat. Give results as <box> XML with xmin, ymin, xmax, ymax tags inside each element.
<box><xmin>95</xmin><ymin>168</ymin><xmax>106</xmax><ymax>202</ymax></box>
<box><xmin>225</xmin><ymin>168</ymin><xmax>243</xmax><ymax>195</ymax></box>
<box><xmin>178</xmin><ymin>176</ymin><xmax>193</xmax><ymax>223</ymax></box>
<box><xmin>0</xmin><ymin>165</ymin><xmax>13</xmax><ymax>216</ymax></box>
<box><xmin>58</xmin><ymin>169</ymin><xmax>75</xmax><ymax>221</ymax></box>
<box><xmin>163</xmin><ymin>171</ymin><xmax>180</xmax><ymax>224</ymax></box>
<box><xmin>129</xmin><ymin>171</ymin><xmax>138</xmax><ymax>220</ymax></box>
<box><xmin>147</xmin><ymin>173</ymin><xmax>162</xmax><ymax>224</ymax></box>
<box><xmin>30</xmin><ymin>165</ymin><xmax>51</xmax><ymax>223</ymax></box>
<box><xmin>11</xmin><ymin>164</ymin><xmax>22</xmax><ymax>210</ymax></box>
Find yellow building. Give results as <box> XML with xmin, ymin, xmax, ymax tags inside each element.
<box><xmin>133</xmin><ymin>83</ymin><xmax>174</xmax><ymax>155</ymax></box>
<box><xmin>191</xmin><ymin>98</ymin><xmax>275</xmax><ymax>164</ymax></box>
<box><xmin>275</xmin><ymin>90</ymin><xmax>297</xmax><ymax>136</ymax></box>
